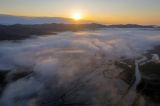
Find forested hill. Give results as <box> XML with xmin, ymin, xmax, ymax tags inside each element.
<box><xmin>0</xmin><ymin>23</ymin><xmax>155</xmax><ymax>41</ymax></box>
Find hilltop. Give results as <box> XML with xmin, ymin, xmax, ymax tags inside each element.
<box><xmin>0</xmin><ymin>23</ymin><xmax>156</xmax><ymax>41</ymax></box>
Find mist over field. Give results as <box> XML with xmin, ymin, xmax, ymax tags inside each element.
<box><xmin>0</xmin><ymin>28</ymin><xmax>160</xmax><ymax>106</ymax></box>
<box><xmin>0</xmin><ymin>0</ymin><xmax>160</xmax><ymax>105</ymax></box>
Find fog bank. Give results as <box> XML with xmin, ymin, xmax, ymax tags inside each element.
<box><xmin>0</xmin><ymin>28</ymin><xmax>160</xmax><ymax>105</ymax></box>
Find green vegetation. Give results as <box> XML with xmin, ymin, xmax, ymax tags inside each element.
<box><xmin>114</xmin><ymin>60</ymin><xmax>136</xmax><ymax>105</ymax></box>
<box><xmin>137</xmin><ymin>60</ymin><xmax>160</xmax><ymax>104</ymax></box>
<box><xmin>139</xmin><ymin>61</ymin><xmax>160</xmax><ymax>79</ymax></box>
<box><xmin>114</xmin><ymin>61</ymin><xmax>136</xmax><ymax>85</ymax></box>
<box><xmin>130</xmin><ymin>73</ymin><xmax>136</xmax><ymax>86</ymax></box>
<box><xmin>115</xmin><ymin>73</ymin><xmax>136</xmax><ymax>106</ymax></box>
<box><xmin>114</xmin><ymin>61</ymin><xmax>135</xmax><ymax>72</ymax></box>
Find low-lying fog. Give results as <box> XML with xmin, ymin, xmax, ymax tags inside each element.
<box><xmin>0</xmin><ymin>28</ymin><xmax>160</xmax><ymax>106</ymax></box>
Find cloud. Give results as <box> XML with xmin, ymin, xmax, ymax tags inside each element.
<box><xmin>0</xmin><ymin>78</ymin><xmax>43</xmax><ymax>106</ymax></box>
<box><xmin>0</xmin><ymin>28</ymin><xmax>160</xmax><ymax>105</ymax></box>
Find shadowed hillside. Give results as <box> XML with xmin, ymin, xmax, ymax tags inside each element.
<box><xmin>0</xmin><ymin>23</ymin><xmax>155</xmax><ymax>41</ymax></box>
<box><xmin>0</xmin><ymin>23</ymin><xmax>106</xmax><ymax>40</ymax></box>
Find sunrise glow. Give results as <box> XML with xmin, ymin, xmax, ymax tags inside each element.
<box><xmin>71</xmin><ymin>13</ymin><xmax>82</xmax><ymax>20</ymax></box>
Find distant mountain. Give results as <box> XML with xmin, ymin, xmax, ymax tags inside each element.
<box><xmin>0</xmin><ymin>23</ymin><xmax>156</xmax><ymax>41</ymax></box>
<box><xmin>157</xmin><ymin>26</ymin><xmax>160</xmax><ymax>28</ymax></box>
<box><xmin>106</xmin><ymin>24</ymin><xmax>154</xmax><ymax>28</ymax></box>
<box><xmin>0</xmin><ymin>14</ymin><xmax>93</xmax><ymax>25</ymax></box>
<box><xmin>0</xmin><ymin>23</ymin><xmax>106</xmax><ymax>40</ymax></box>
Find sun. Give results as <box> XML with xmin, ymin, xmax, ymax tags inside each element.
<box><xmin>71</xmin><ymin>13</ymin><xmax>82</xmax><ymax>20</ymax></box>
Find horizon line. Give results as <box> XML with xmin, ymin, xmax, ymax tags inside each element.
<box><xmin>0</xmin><ymin>13</ymin><xmax>159</xmax><ymax>26</ymax></box>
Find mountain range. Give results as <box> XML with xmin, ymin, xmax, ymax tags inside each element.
<box><xmin>0</xmin><ymin>14</ymin><xmax>93</xmax><ymax>25</ymax></box>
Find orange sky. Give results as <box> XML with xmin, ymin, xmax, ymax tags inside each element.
<box><xmin>0</xmin><ymin>0</ymin><xmax>160</xmax><ymax>25</ymax></box>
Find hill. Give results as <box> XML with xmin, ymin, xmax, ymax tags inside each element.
<box><xmin>0</xmin><ymin>23</ymin><xmax>155</xmax><ymax>41</ymax></box>
<box><xmin>0</xmin><ymin>14</ymin><xmax>93</xmax><ymax>25</ymax></box>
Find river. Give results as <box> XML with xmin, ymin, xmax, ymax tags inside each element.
<box><xmin>122</xmin><ymin>57</ymin><xmax>147</xmax><ymax>106</ymax></box>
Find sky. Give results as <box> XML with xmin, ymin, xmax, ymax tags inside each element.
<box><xmin>0</xmin><ymin>0</ymin><xmax>160</xmax><ymax>25</ymax></box>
